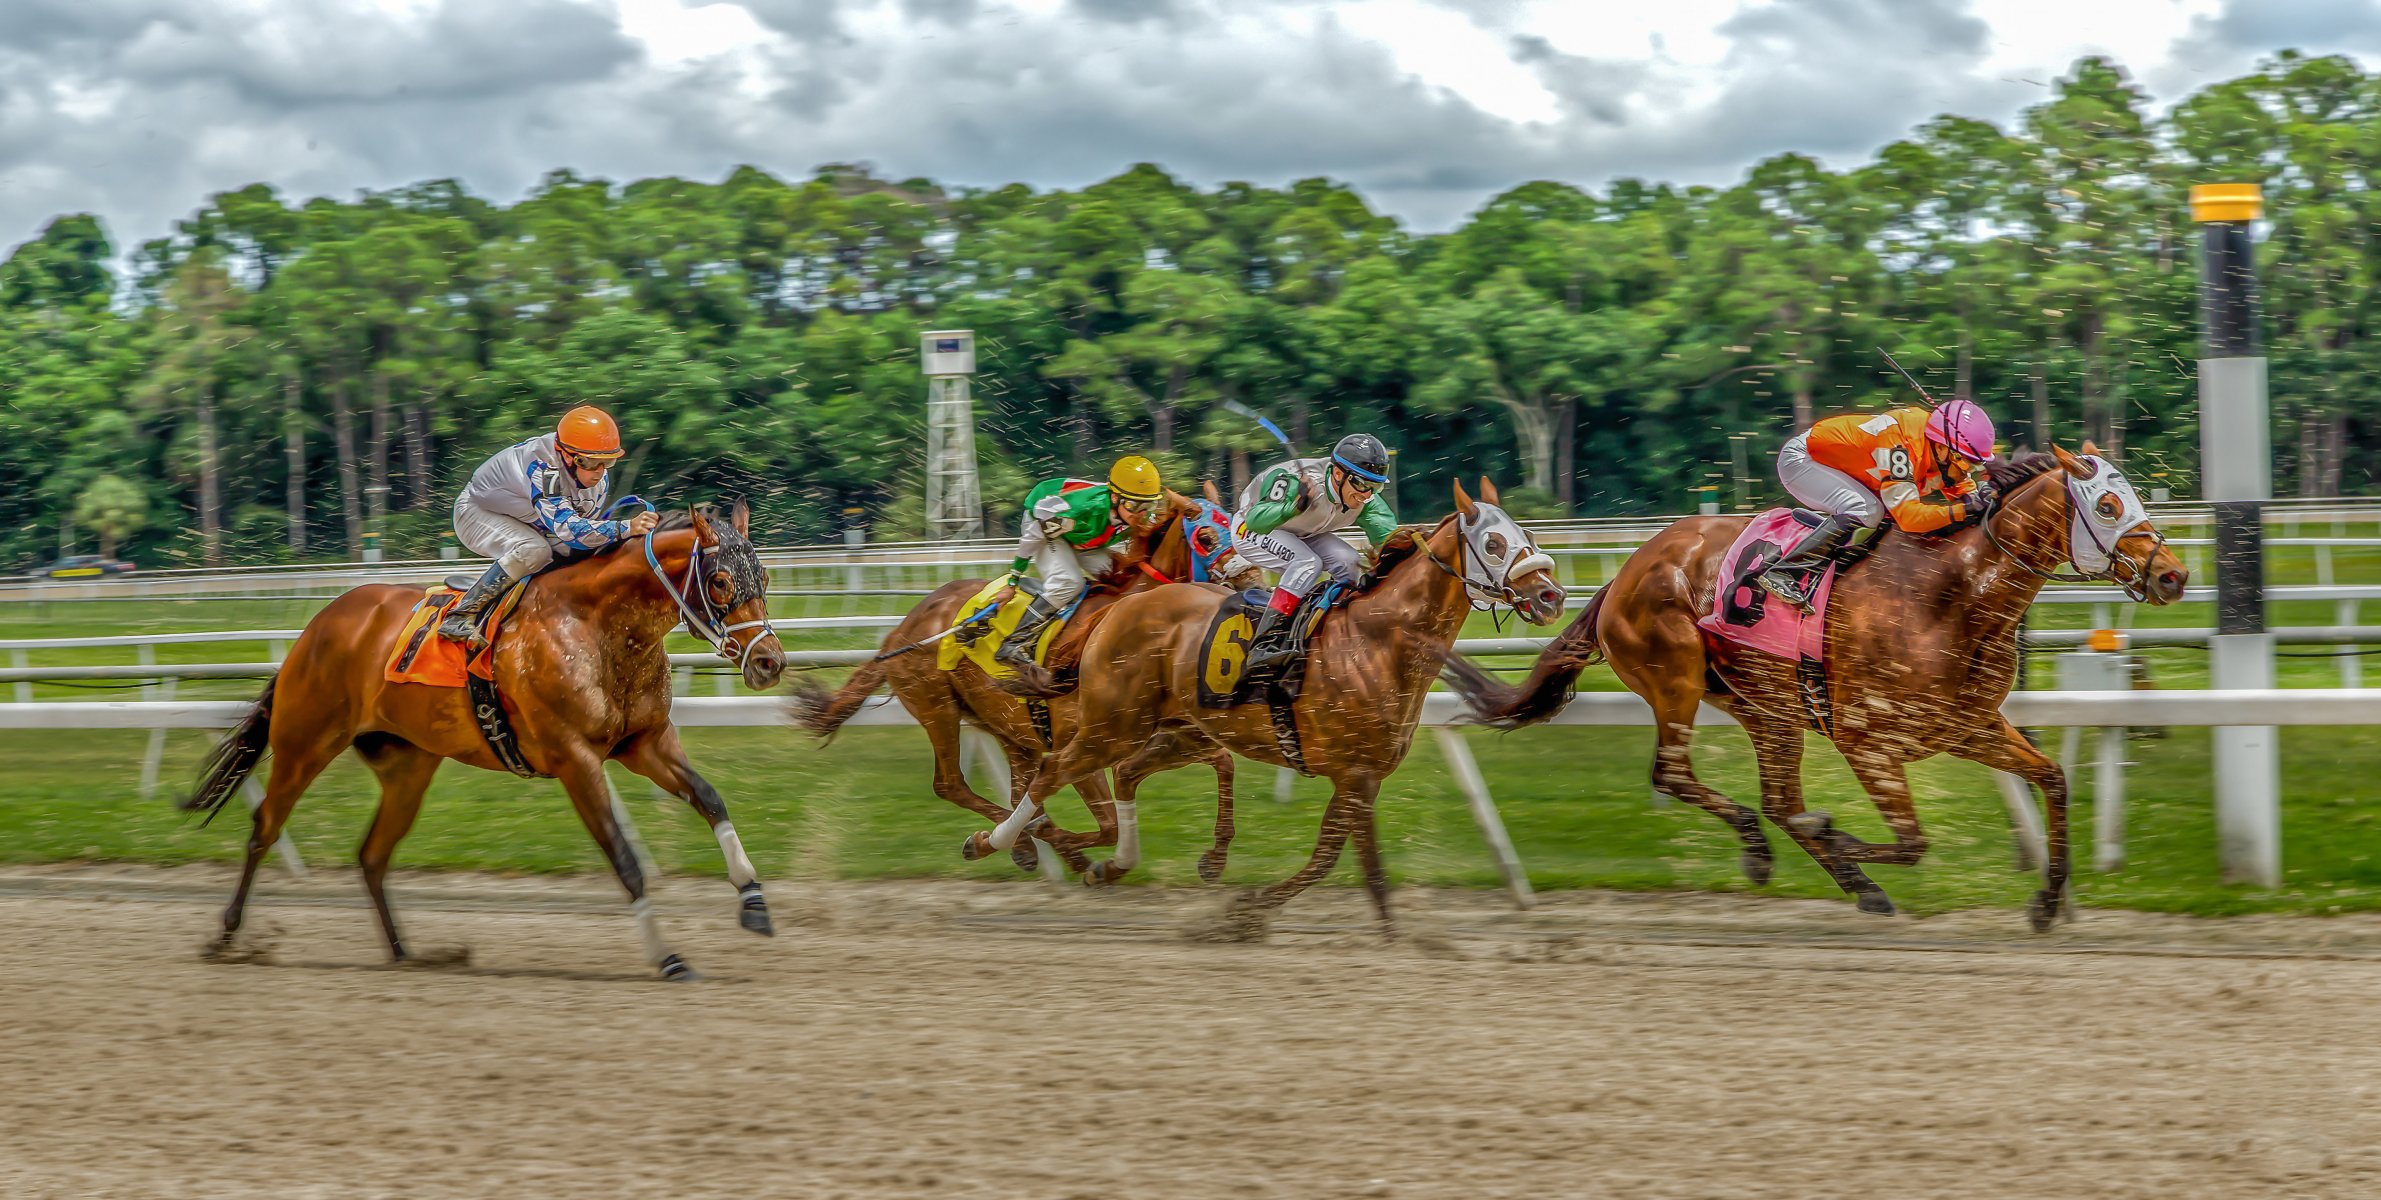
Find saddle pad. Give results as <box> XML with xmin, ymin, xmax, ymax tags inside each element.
<box><xmin>936</xmin><ymin>578</ymin><xmax>1066</xmax><ymax>679</ymax></box>
<box><xmin>383</xmin><ymin>582</ymin><xmax>523</xmax><ymax>687</ymax></box>
<box><xmin>1696</xmin><ymin>508</ymin><xmax>1836</xmax><ymax>662</ymax></box>
<box><xmin>1195</xmin><ymin>588</ymin><xmax>1327</xmax><ymax>709</ymax></box>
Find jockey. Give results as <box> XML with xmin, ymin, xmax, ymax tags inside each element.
<box><xmin>439</xmin><ymin>405</ymin><xmax>660</xmax><ymax>649</ymax></box>
<box><xmin>1233</xmin><ymin>433</ymin><xmax>1399</xmax><ymax>675</ymax></box>
<box><xmin>993</xmin><ymin>455</ymin><xmax>1165</xmax><ymax>667</ymax></box>
<box><xmin>1758</xmin><ymin>399</ymin><xmax>1998</xmax><ymax>604</ymax></box>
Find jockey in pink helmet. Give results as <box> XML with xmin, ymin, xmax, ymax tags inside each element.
<box><xmin>1757</xmin><ymin>398</ymin><xmax>1998</xmax><ymax>604</ymax></box>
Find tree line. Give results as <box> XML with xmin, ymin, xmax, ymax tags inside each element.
<box><xmin>1</xmin><ymin>52</ymin><xmax>2372</xmax><ymax>568</ymax></box>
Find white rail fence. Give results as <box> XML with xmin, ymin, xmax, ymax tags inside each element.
<box><xmin>8</xmin><ymin>687</ymin><xmax>2380</xmax><ymax>910</ymax></box>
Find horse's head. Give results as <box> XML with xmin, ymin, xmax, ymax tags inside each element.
<box><xmin>686</xmin><ymin>499</ymin><xmax>785</xmax><ymax>688</ymax></box>
<box><xmin>1451</xmin><ymin>478</ymin><xmax>1566</xmax><ymax>624</ymax></box>
<box><xmin>2053</xmin><ymin>444</ymin><xmax>2187</xmax><ymax>605</ymax></box>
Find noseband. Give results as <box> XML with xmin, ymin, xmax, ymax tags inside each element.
<box><xmin>616</xmin><ymin>498</ymin><xmax>774</xmax><ymax>671</ymax></box>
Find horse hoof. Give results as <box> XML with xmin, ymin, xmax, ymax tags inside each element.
<box><xmin>739</xmin><ymin>894</ymin><xmax>774</xmax><ymax>938</ymax></box>
<box><xmin>960</xmin><ymin>832</ymin><xmax>991</xmax><ymax>861</ymax></box>
<box><xmin>1854</xmin><ymin>889</ymin><xmax>1896</xmax><ymax>916</ymax></box>
<box><xmin>388</xmin><ymin>942</ymin><xmax>409</xmax><ymax>963</ymax></box>
<box><xmin>1083</xmin><ymin>861</ymin><xmax>1123</xmax><ymax>888</ymax></box>
<box><xmin>1197</xmin><ymin>850</ymin><xmax>1227</xmax><ymax>885</ymax></box>
<box><xmin>658</xmin><ymin>953</ymin><xmax>700</xmax><ymax>982</ymax></box>
<box><xmin>1788</xmin><ymin>810</ymin><xmax>1835</xmax><ymax>837</ymax></box>
<box><xmin>1741</xmin><ymin>848</ymin><xmax>1774</xmax><ymax>887</ymax></box>
<box><xmin>2027</xmin><ymin>891</ymin><xmax>2059</xmax><ymax>933</ymax></box>
<box><xmin>1010</xmin><ymin>839</ymin><xmax>1042</xmax><ymax>873</ymax></box>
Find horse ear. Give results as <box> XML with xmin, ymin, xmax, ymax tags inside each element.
<box><xmin>2053</xmin><ymin>444</ymin><xmax>2093</xmax><ymax>479</ymax></box>
<box><xmin>1453</xmin><ymin>478</ymin><xmax>1478</xmax><ymax>520</ymax></box>
<box><xmin>2079</xmin><ymin>439</ymin><xmax>2102</xmax><ymax>457</ymax></box>
<box><xmin>1479</xmin><ymin>477</ymin><xmax>1500</xmax><ymax>506</ymax></box>
<box><xmin>731</xmin><ymin>497</ymin><xmax>750</xmax><ymax>537</ymax></box>
<box><xmin>689</xmin><ymin>504</ymin><xmax>717</xmax><ymax>545</ymax></box>
<box><xmin>1202</xmin><ymin>479</ymin><xmax>1222</xmax><ymax>506</ymax></box>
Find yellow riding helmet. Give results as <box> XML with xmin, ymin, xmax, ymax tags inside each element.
<box><xmin>1109</xmin><ymin>455</ymin><xmax>1162</xmax><ymax>504</ymax></box>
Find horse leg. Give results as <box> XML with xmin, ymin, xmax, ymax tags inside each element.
<box><xmin>968</xmin><ymin>721</ymin><xmax>1123</xmax><ymax>860</ymax></box>
<box><xmin>1199</xmin><ymin>746</ymin><xmax>1237</xmax><ymax>886</ymax></box>
<box><xmin>616</xmin><ymin>726</ymin><xmax>772</xmax><ymax>938</ymax></box>
<box><xmin>1040</xmin><ymin>770</ymin><xmax>1121</xmax><ymax>859</ymax></box>
<box><xmin>1647</xmin><ymin>708</ymin><xmax>1773</xmax><ymax>890</ymax></box>
<box><xmin>1226</xmin><ymin>776</ymin><xmax>1378</xmax><ymax>932</ymax></box>
<box><xmin>1951</xmin><ymin>719</ymin><xmax>2072</xmax><ymax>933</ymax></box>
<box><xmin>999</xmin><ymin>739</ymin><xmax>1093</xmax><ymax>876</ymax></box>
<box><xmin>1740</xmin><ymin>716</ymin><xmax>1893</xmax><ymax>913</ymax></box>
<box><xmin>556</xmin><ymin>753</ymin><xmax>692</xmax><ymax>980</ymax></box>
<box><xmin>353</xmin><ymin>735</ymin><xmax>441</xmax><ymax>962</ymax></box>
<box><xmin>215</xmin><ymin>726</ymin><xmax>343</xmax><ymax>952</ymax></box>
<box><xmin>1080</xmin><ymin>732</ymin><xmax>1204</xmax><ymax>887</ymax></box>
<box><xmin>1826</xmin><ymin>746</ymin><xmax>1931</xmax><ymax>868</ymax></box>
<box><xmin>1352</xmin><ymin>793</ymin><xmax>1393</xmax><ymax>937</ymax></box>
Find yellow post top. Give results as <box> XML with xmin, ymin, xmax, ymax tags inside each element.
<box><xmin>2190</xmin><ymin>183</ymin><xmax>2263</xmax><ymax>223</ymax></box>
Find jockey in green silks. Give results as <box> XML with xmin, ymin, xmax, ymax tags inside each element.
<box><xmin>992</xmin><ymin>455</ymin><xmax>1165</xmax><ymax>668</ymax></box>
<box><xmin>1231</xmin><ymin>433</ymin><xmax>1398</xmax><ymax>675</ymax></box>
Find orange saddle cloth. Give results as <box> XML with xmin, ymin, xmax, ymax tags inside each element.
<box><xmin>383</xmin><ymin>582</ymin><xmax>523</xmax><ymax>687</ymax></box>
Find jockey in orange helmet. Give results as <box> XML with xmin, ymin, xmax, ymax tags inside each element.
<box><xmin>1758</xmin><ymin>399</ymin><xmax>1998</xmax><ymax>606</ymax></box>
<box><xmin>438</xmin><ymin>405</ymin><xmax>659</xmax><ymax>648</ymax></box>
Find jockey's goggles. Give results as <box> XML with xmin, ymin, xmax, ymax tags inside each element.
<box><xmin>1116</xmin><ymin>495</ymin><xmax>1157</xmax><ymax>515</ymax></box>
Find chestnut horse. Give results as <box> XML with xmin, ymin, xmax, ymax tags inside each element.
<box><xmin>988</xmin><ymin>480</ymin><xmax>1566</xmax><ymax>936</ymax></box>
<box><xmin>184</xmin><ymin>502</ymin><xmax>786</xmax><ymax>979</ymax></box>
<box><xmin>790</xmin><ymin>486</ymin><xmax>1261</xmax><ymax>880</ymax></box>
<box><xmin>1437</xmin><ymin>446</ymin><xmax>2187</xmax><ymax>929</ymax></box>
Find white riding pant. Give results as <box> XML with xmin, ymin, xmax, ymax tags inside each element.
<box><xmin>1777</xmin><ymin>434</ymin><xmax>1885</xmax><ymax>528</ymax></box>
<box><xmin>1029</xmin><ymin>541</ymin><xmax>1118</xmax><ymax>610</ymax></box>
<box><xmin>453</xmin><ymin>500</ymin><xmax>562</xmax><ymax>579</ymax></box>
<box><xmin>1236</xmin><ymin>527</ymin><xmax>1364</xmax><ymax>598</ymax></box>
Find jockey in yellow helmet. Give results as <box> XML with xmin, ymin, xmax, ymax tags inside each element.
<box><xmin>993</xmin><ymin>455</ymin><xmax>1164</xmax><ymax>667</ymax></box>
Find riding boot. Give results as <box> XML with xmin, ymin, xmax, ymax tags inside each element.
<box><xmin>1242</xmin><ymin>603</ymin><xmax>1304</xmax><ymax>677</ymax></box>
<box><xmin>1756</xmin><ymin>514</ymin><xmax>1855</xmax><ymax>609</ymax></box>
<box><xmin>437</xmin><ymin>561</ymin><xmax>514</xmax><ymax>651</ymax></box>
<box><xmin>994</xmin><ymin>598</ymin><xmax>1062</xmax><ymax>668</ymax></box>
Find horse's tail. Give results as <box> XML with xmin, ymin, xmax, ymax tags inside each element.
<box><xmin>183</xmin><ymin>675</ymin><xmax>276</xmax><ymax>824</ymax></box>
<box><xmin>787</xmin><ymin>654</ymin><xmax>894</xmax><ymax>743</ymax></box>
<box><xmin>1437</xmin><ymin>585</ymin><xmax>1608</xmax><ymax>730</ymax></box>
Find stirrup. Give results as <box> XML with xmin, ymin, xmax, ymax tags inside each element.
<box><xmin>1755</xmin><ymin>569</ymin><xmax>1814</xmax><ymax>610</ymax></box>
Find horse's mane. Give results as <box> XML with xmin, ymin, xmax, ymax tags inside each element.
<box><xmin>1357</xmin><ymin>516</ymin><xmax>1456</xmax><ymax>593</ymax></box>
<box><xmin>1983</xmin><ymin>451</ymin><xmax>2061</xmax><ymax>497</ymax></box>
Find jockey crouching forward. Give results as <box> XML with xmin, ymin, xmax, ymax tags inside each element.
<box><xmin>1759</xmin><ymin>399</ymin><xmax>1998</xmax><ymax>606</ymax></box>
<box><xmin>1234</xmin><ymin>433</ymin><xmax>1399</xmax><ymax>676</ymax></box>
<box><xmin>440</xmin><ymin>404</ymin><xmax>660</xmax><ymax>648</ymax></box>
<box><xmin>993</xmin><ymin>456</ymin><xmax>1165</xmax><ymax>668</ymax></box>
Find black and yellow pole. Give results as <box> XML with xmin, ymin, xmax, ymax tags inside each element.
<box><xmin>2192</xmin><ymin>182</ymin><xmax>2278</xmax><ymax>887</ymax></box>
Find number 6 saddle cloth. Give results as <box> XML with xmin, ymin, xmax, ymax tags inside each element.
<box><xmin>1193</xmin><ymin>585</ymin><xmax>1338</xmax><ymax>775</ymax></box>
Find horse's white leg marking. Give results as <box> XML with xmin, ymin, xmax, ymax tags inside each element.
<box><xmin>713</xmin><ymin>821</ymin><xmax>758</xmax><ymax>889</ymax></box>
<box><xmin>1112</xmin><ymin>801</ymin><xmax>1141</xmax><ymax>871</ymax></box>
<box><xmin>631</xmin><ymin>897</ymin><xmax>670</xmax><ymax>967</ymax></box>
<box><xmin>987</xmin><ymin>797</ymin><xmax>1041</xmax><ymax>850</ymax></box>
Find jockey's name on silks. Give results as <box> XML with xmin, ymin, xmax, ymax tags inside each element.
<box><xmin>1235</xmin><ymin>458</ymin><xmax>1399</xmax><ymax>544</ymax></box>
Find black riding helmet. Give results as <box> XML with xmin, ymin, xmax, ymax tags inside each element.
<box><xmin>1330</xmin><ymin>433</ymin><xmax>1391</xmax><ymax>485</ymax></box>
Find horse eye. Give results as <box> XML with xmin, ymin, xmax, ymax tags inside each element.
<box><xmin>2097</xmin><ymin>494</ymin><xmax>2120</xmax><ymax>520</ymax></box>
<box><xmin>1487</xmin><ymin>533</ymin><xmax>1508</xmax><ymax>560</ymax></box>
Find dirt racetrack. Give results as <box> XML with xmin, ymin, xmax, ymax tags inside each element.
<box><xmin>6</xmin><ymin>866</ymin><xmax>2381</xmax><ymax>1199</ymax></box>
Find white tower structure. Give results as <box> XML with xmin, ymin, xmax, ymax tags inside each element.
<box><xmin>921</xmin><ymin>330</ymin><xmax>985</xmax><ymax>539</ymax></box>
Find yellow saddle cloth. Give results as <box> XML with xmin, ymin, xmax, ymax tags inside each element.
<box><xmin>938</xmin><ymin>577</ymin><xmax>1068</xmax><ymax>679</ymax></box>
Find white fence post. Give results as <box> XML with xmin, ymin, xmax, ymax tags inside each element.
<box><xmin>1433</xmin><ymin>727</ymin><xmax>1534</xmax><ymax>910</ymax></box>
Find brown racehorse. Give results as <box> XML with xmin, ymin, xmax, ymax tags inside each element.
<box><xmin>986</xmin><ymin>480</ymin><xmax>1566</xmax><ymax>936</ymax></box>
<box><xmin>790</xmin><ymin>486</ymin><xmax>1261</xmax><ymax>880</ymax></box>
<box><xmin>183</xmin><ymin>502</ymin><xmax>786</xmax><ymax>979</ymax></box>
<box><xmin>1436</xmin><ymin>445</ymin><xmax>2187</xmax><ymax>930</ymax></box>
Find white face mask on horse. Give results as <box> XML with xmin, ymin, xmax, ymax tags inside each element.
<box><xmin>2063</xmin><ymin>455</ymin><xmax>2151</xmax><ymax>577</ymax></box>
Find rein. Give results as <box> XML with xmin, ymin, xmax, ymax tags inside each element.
<box><xmin>618</xmin><ymin>498</ymin><xmax>773</xmax><ymax>671</ymax></box>
<box><xmin>1977</xmin><ymin>473</ymin><xmax>2164</xmax><ymax>603</ymax></box>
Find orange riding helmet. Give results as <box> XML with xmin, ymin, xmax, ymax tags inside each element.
<box><xmin>556</xmin><ymin>405</ymin><xmax>625</xmax><ymax>460</ymax></box>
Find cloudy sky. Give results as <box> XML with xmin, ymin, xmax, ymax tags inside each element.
<box><xmin>0</xmin><ymin>0</ymin><xmax>2373</xmax><ymax>253</ymax></box>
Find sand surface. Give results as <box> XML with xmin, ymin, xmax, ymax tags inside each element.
<box><xmin>5</xmin><ymin>865</ymin><xmax>2381</xmax><ymax>1199</ymax></box>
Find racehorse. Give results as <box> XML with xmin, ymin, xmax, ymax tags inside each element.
<box><xmin>988</xmin><ymin>480</ymin><xmax>1566</xmax><ymax>935</ymax></box>
<box><xmin>790</xmin><ymin>485</ymin><xmax>1261</xmax><ymax>881</ymax></box>
<box><xmin>184</xmin><ymin>501</ymin><xmax>785</xmax><ymax>979</ymax></box>
<box><xmin>1435</xmin><ymin>445</ymin><xmax>2187</xmax><ymax>929</ymax></box>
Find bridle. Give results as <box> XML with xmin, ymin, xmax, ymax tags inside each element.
<box><xmin>1411</xmin><ymin>508</ymin><xmax>1558</xmax><ymax>613</ymax></box>
<box><xmin>1130</xmin><ymin>501</ymin><xmax>1243</xmax><ymax>586</ymax></box>
<box><xmin>1977</xmin><ymin>468</ymin><xmax>2167</xmax><ymax>603</ymax></box>
<box><xmin>616</xmin><ymin>498</ymin><xmax>775</xmax><ymax>672</ymax></box>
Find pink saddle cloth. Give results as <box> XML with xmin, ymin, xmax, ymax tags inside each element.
<box><xmin>1696</xmin><ymin>509</ymin><xmax>1837</xmax><ymax>662</ymax></box>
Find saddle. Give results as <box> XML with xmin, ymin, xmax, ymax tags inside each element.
<box><xmin>938</xmin><ymin>577</ymin><xmax>1078</xmax><ymax>678</ymax></box>
<box><xmin>1193</xmin><ymin>584</ymin><xmax>1344</xmax><ymax>775</ymax></box>
<box><xmin>1700</xmin><ymin>509</ymin><xmax>1883</xmax><ymax>739</ymax></box>
<box><xmin>1727</xmin><ymin>510</ymin><xmax>1881</xmax><ymax>614</ymax></box>
<box><xmin>384</xmin><ymin>577</ymin><xmax>542</xmax><ymax>778</ymax></box>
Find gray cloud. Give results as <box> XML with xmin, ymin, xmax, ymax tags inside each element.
<box><xmin>0</xmin><ymin>0</ymin><xmax>2370</xmax><ymax>262</ymax></box>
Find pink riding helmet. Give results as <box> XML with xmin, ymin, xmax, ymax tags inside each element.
<box><xmin>1924</xmin><ymin>399</ymin><xmax>1997</xmax><ymax>462</ymax></box>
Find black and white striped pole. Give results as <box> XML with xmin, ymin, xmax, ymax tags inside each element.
<box><xmin>2193</xmin><ymin>182</ymin><xmax>2279</xmax><ymax>887</ymax></box>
